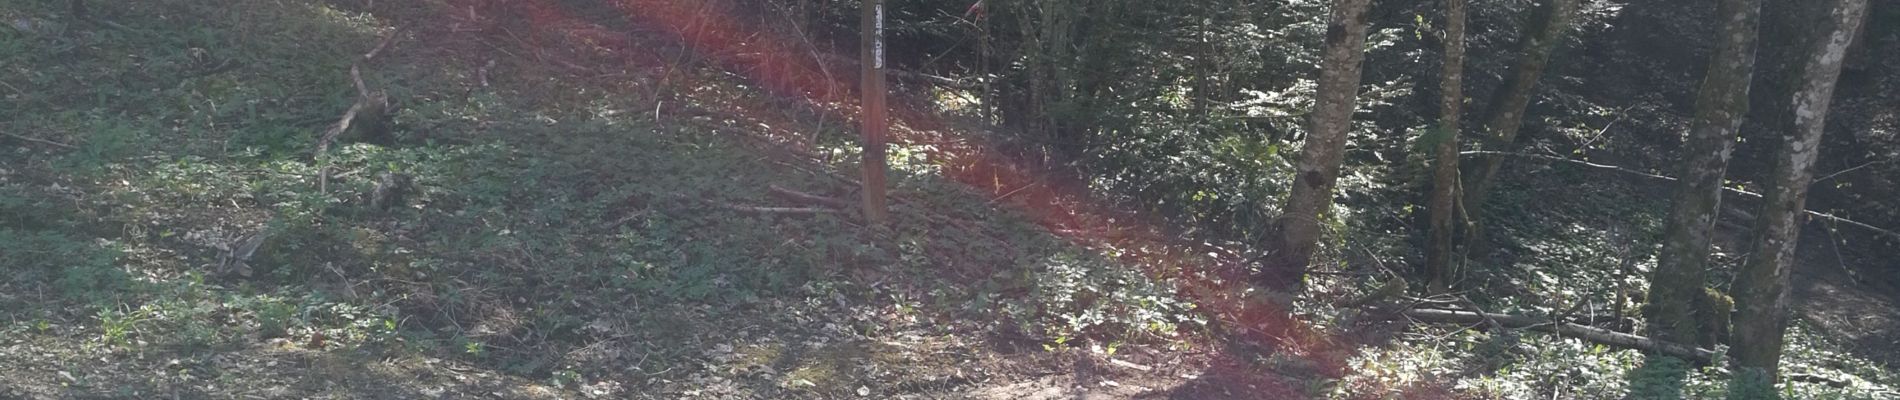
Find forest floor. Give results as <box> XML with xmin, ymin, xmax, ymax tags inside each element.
<box><xmin>1780</xmin><ymin>224</ymin><xmax>1900</xmax><ymax>367</ymax></box>
<box><xmin>2</xmin><ymin>1</ymin><xmax>1896</xmax><ymax>399</ymax></box>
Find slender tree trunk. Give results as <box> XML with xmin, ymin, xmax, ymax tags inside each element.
<box><xmin>1258</xmin><ymin>0</ymin><xmax>1375</xmax><ymax>291</ymax></box>
<box><xmin>1642</xmin><ymin>0</ymin><xmax>1762</xmax><ymax>351</ymax></box>
<box><xmin>1425</xmin><ymin>0</ymin><xmax>1468</xmax><ymax>293</ymax></box>
<box><xmin>859</xmin><ymin>0</ymin><xmax>890</xmax><ymax>225</ymax></box>
<box><xmin>1626</xmin><ymin>1</ymin><xmax>1762</xmax><ymax>397</ymax></box>
<box><xmin>1728</xmin><ymin>0</ymin><xmax>1868</xmax><ymax>394</ymax></box>
<box><xmin>1461</xmin><ymin>0</ymin><xmax>1578</xmax><ymax>214</ymax></box>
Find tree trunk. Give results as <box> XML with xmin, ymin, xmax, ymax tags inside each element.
<box><xmin>1425</xmin><ymin>0</ymin><xmax>1468</xmax><ymax>293</ymax></box>
<box><xmin>859</xmin><ymin>0</ymin><xmax>890</xmax><ymax>226</ymax></box>
<box><xmin>1640</xmin><ymin>0</ymin><xmax>1762</xmax><ymax>354</ymax></box>
<box><xmin>1460</xmin><ymin>0</ymin><xmax>1578</xmax><ymax>215</ymax></box>
<box><xmin>1632</xmin><ymin>3</ymin><xmax>1795</xmax><ymax>397</ymax></box>
<box><xmin>1258</xmin><ymin>0</ymin><xmax>1375</xmax><ymax>291</ymax></box>
<box><xmin>1728</xmin><ymin>0</ymin><xmax>1868</xmax><ymax>393</ymax></box>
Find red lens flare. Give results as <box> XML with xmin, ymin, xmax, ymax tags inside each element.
<box><xmin>449</xmin><ymin>0</ymin><xmax>1354</xmax><ymax>380</ymax></box>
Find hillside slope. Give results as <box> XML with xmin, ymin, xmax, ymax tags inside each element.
<box><xmin>2</xmin><ymin>1</ymin><xmax>1896</xmax><ymax>399</ymax></box>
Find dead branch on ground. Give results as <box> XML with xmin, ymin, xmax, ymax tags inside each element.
<box><xmin>768</xmin><ymin>184</ymin><xmax>855</xmax><ymax>209</ymax></box>
<box><xmin>1397</xmin><ymin>307</ymin><xmax>1716</xmax><ymax>363</ymax></box>
<box><xmin>708</xmin><ymin>202</ymin><xmax>844</xmax><ymax>215</ymax></box>
<box><xmin>315</xmin><ymin>28</ymin><xmax>401</xmax><ymax>193</ymax></box>
<box><xmin>3</xmin><ymin>131</ymin><xmax>76</xmax><ymax>149</ymax></box>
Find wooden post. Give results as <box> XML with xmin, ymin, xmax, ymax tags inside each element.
<box><xmin>859</xmin><ymin>0</ymin><xmax>890</xmax><ymax>225</ymax></box>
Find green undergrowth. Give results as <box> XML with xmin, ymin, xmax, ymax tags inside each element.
<box><xmin>4</xmin><ymin>0</ymin><xmax>1896</xmax><ymax>398</ymax></box>
<box><xmin>1329</xmin><ymin>165</ymin><xmax>1900</xmax><ymax>398</ymax></box>
<box><xmin>1</xmin><ymin>0</ymin><xmax>1202</xmax><ymax>395</ymax></box>
<box><xmin>1341</xmin><ymin>318</ymin><xmax>1898</xmax><ymax>399</ymax></box>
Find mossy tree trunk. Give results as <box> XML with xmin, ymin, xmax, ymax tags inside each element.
<box><xmin>1728</xmin><ymin>0</ymin><xmax>1868</xmax><ymax>394</ymax></box>
<box><xmin>1258</xmin><ymin>0</ymin><xmax>1375</xmax><ymax>291</ymax></box>
<box><xmin>1628</xmin><ymin>1</ymin><xmax>1764</xmax><ymax>397</ymax></box>
<box><xmin>1425</xmin><ymin>0</ymin><xmax>1468</xmax><ymax>293</ymax></box>
<box><xmin>1639</xmin><ymin>0</ymin><xmax>1763</xmax><ymax>359</ymax></box>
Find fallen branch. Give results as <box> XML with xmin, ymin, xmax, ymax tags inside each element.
<box><xmin>988</xmin><ymin>182</ymin><xmax>1038</xmax><ymax>204</ymax></box>
<box><xmin>708</xmin><ymin>201</ymin><xmax>842</xmax><ymax>215</ymax></box>
<box><xmin>315</xmin><ymin>95</ymin><xmax>368</xmax><ymax>156</ymax></box>
<box><xmin>1107</xmin><ymin>358</ymin><xmax>1153</xmax><ymax>372</ymax></box>
<box><xmin>1460</xmin><ymin>150</ymin><xmax>1675</xmax><ymax>182</ymax></box>
<box><xmin>315</xmin><ymin>29</ymin><xmax>401</xmax><ymax>194</ymax></box>
<box><xmin>1399</xmin><ymin>308</ymin><xmax>1716</xmax><ymax>363</ymax></box>
<box><xmin>316</xmin><ymin>29</ymin><xmax>400</xmax><ymax>155</ymax></box>
<box><xmin>767</xmin><ymin>184</ymin><xmax>854</xmax><ymax>209</ymax></box>
<box><xmin>664</xmin><ymin>191</ymin><xmax>843</xmax><ymax>216</ymax></box>
<box><xmin>1463</xmin><ymin>150</ymin><xmax>1900</xmax><ymax>242</ymax></box>
<box><xmin>597</xmin><ymin>210</ymin><xmax>650</xmax><ymax>231</ymax></box>
<box><xmin>1787</xmin><ymin>373</ymin><xmax>1850</xmax><ymax>388</ymax></box>
<box><xmin>3</xmin><ymin>132</ymin><xmax>76</xmax><ymax>149</ymax></box>
<box><xmin>889</xmin><ymin>69</ymin><xmax>973</xmax><ymax>89</ymax></box>
<box><xmin>808</xmin><ymin>52</ymin><xmax>976</xmax><ymax>89</ymax></box>
<box><xmin>1814</xmin><ymin>160</ymin><xmax>1886</xmax><ymax>184</ymax></box>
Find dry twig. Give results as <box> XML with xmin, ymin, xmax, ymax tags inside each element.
<box><xmin>3</xmin><ymin>132</ymin><xmax>76</xmax><ymax>149</ymax></box>
<box><xmin>314</xmin><ymin>29</ymin><xmax>401</xmax><ymax>194</ymax></box>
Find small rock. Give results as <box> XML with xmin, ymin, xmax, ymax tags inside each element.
<box><xmin>8</xmin><ymin>18</ymin><xmax>45</xmax><ymax>34</ymax></box>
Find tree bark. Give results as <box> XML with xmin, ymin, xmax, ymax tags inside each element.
<box><xmin>1640</xmin><ymin>0</ymin><xmax>1762</xmax><ymax>353</ymax></box>
<box><xmin>1425</xmin><ymin>0</ymin><xmax>1468</xmax><ymax>293</ymax></box>
<box><xmin>1398</xmin><ymin>308</ymin><xmax>1717</xmax><ymax>363</ymax></box>
<box><xmin>859</xmin><ymin>0</ymin><xmax>891</xmax><ymax>226</ymax></box>
<box><xmin>1728</xmin><ymin>0</ymin><xmax>1868</xmax><ymax>392</ymax></box>
<box><xmin>1258</xmin><ymin>0</ymin><xmax>1375</xmax><ymax>291</ymax></box>
<box><xmin>1460</xmin><ymin>0</ymin><xmax>1578</xmax><ymax>215</ymax></box>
